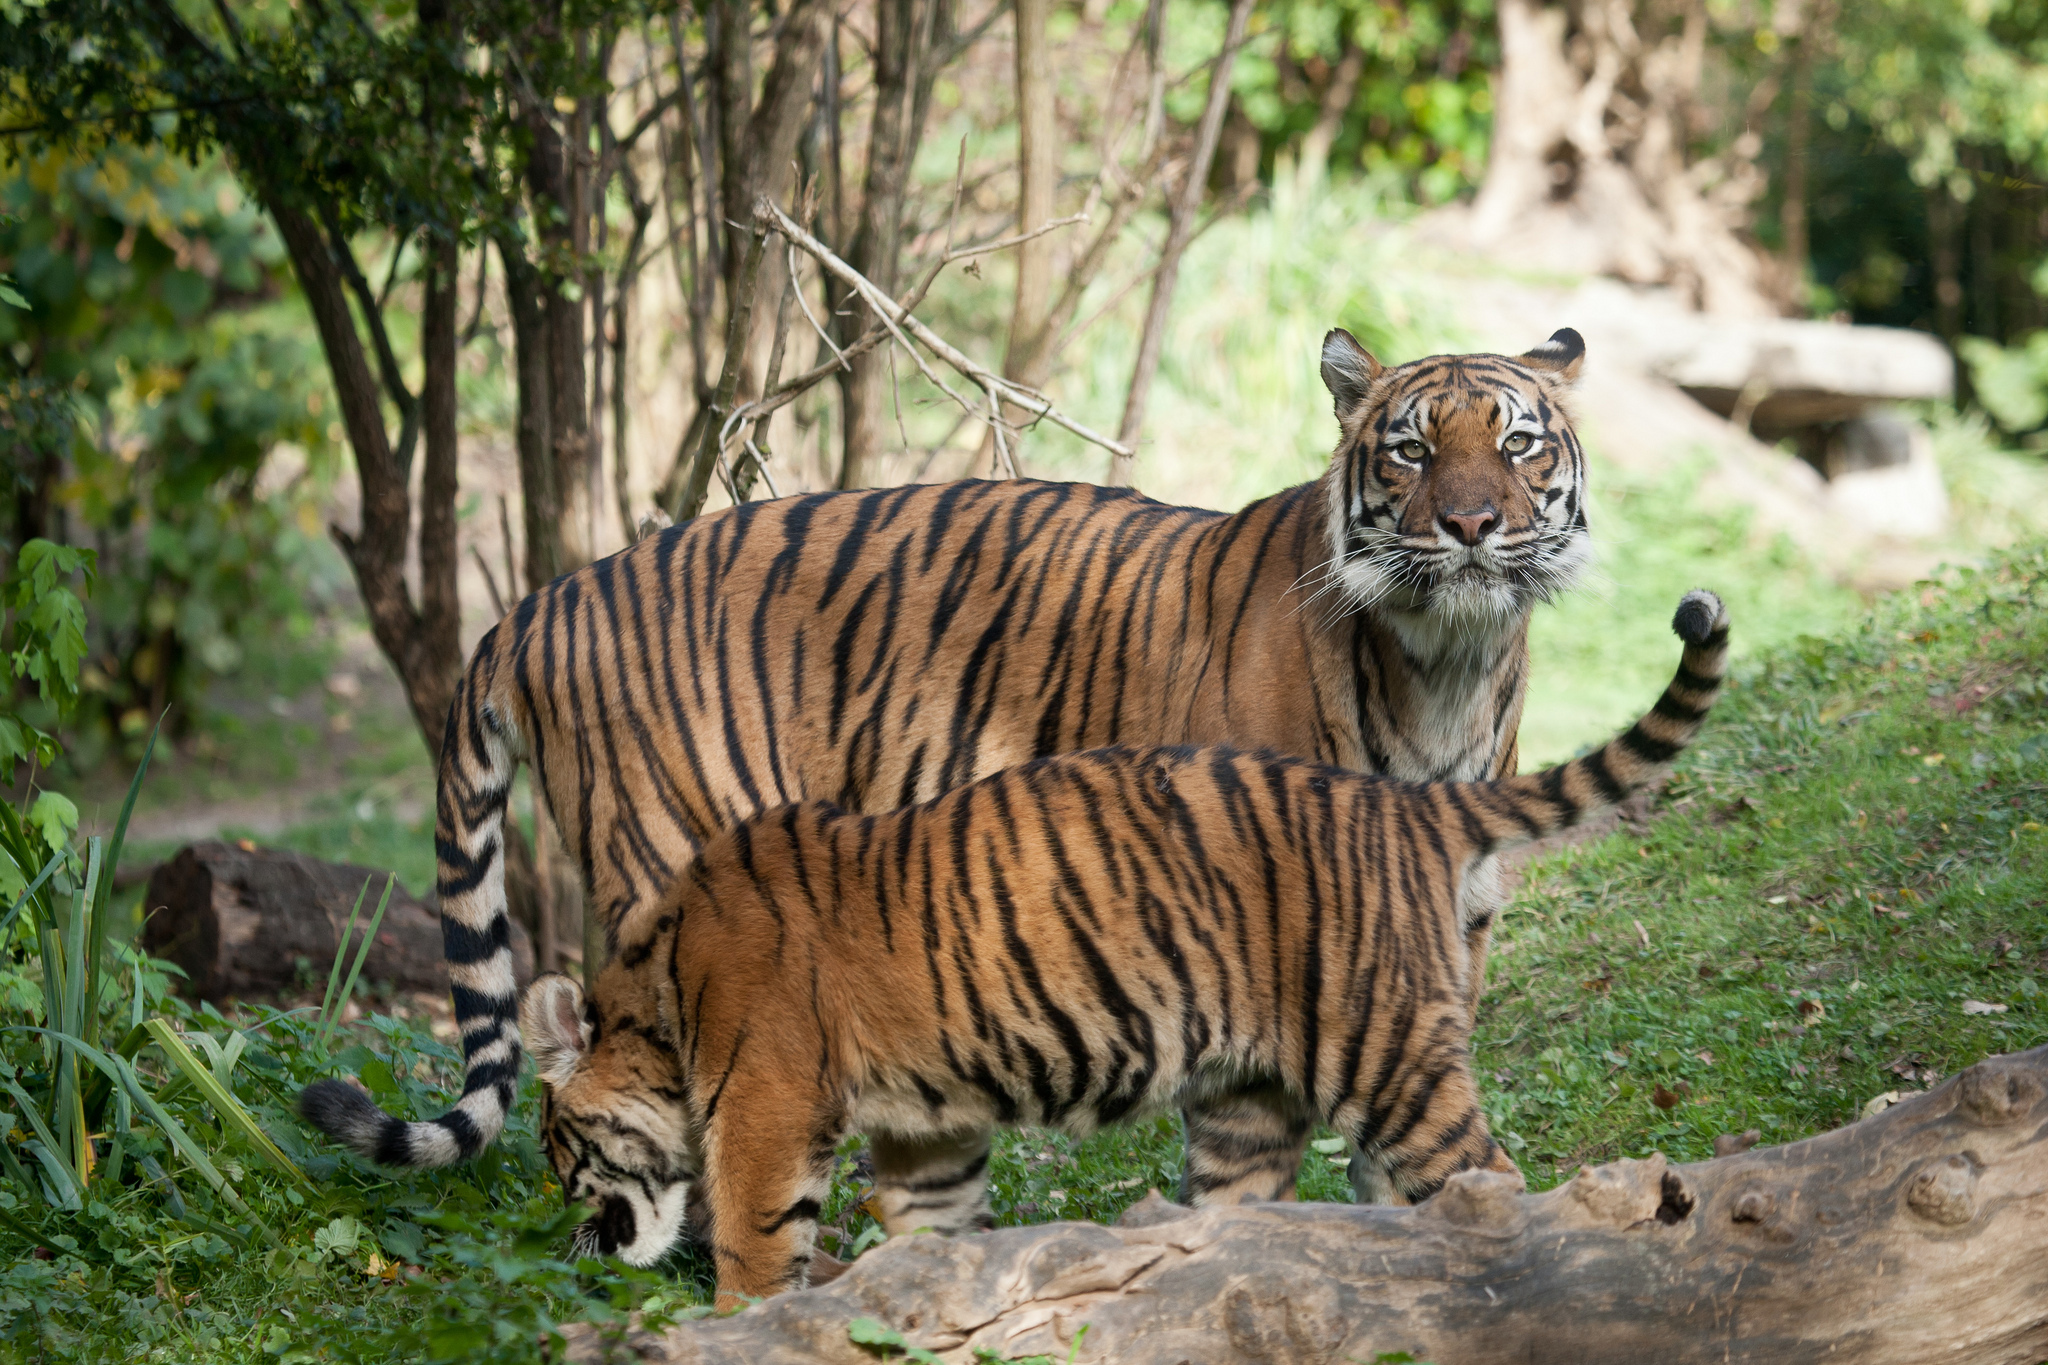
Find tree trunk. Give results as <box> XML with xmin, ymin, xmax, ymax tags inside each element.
<box><xmin>1296</xmin><ymin>37</ymin><xmax>1362</xmax><ymax>189</ymax></box>
<box><xmin>524</xmin><ymin>106</ymin><xmax>595</xmax><ymax>572</ymax></box>
<box><xmin>836</xmin><ymin>0</ymin><xmax>949</xmax><ymax>489</ymax></box>
<box><xmin>498</xmin><ymin>232</ymin><xmax>564</xmax><ymax>591</ymax></box>
<box><xmin>266</xmin><ymin>198</ymin><xmax>459</xmax><ymax>758</ymax></box>
<box><xmin>1465</xmin><ymin>0</ymin><xmax>1776</xmax><ymax>318</ymax></box>
<box><xmin>141</xmin><ymin>842</ymin><xmax>533</xmax><ymax>1000</ymax></box>
<box><xmin>975</xmin><ymin>0</ymin><xmax>1057</xmax><ymax>471</ymax></box>
<box><xmin>561</xmin><ymin>1046</ymin><xmax>2048</xmax><ymax>1364</ymax></box>
<box><xmin>1781</xmin><ymin>23</ymin><xmax>1813</xmax><ymax>297</ymax></box>
<box><xmin>1109</xmin><ymin>0</ymin><xmax>1255</xmax><ymax>486</ymax></box>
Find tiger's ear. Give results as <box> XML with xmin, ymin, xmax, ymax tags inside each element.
<box><xmin>1321</xmin><ymin>328</ymin><xmax>1384</xmax><ymax>417</ymax></box>
<box><xmin>520</xmin><ymin>973</ymin><xmax>590</xmax><ymax>1088</ymax></box>
<box><xmin>1519</xmin><ymin>328</ymin><xmax>1586</xmax><ymax>386</ymax></box>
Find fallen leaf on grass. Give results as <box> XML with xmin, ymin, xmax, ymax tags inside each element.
<box><xmin>1633</xmin><ymin>919</ymin><xmax>1651</xmax><ymax>949</ymax></box>
<box><xmin>1797</xmin><ymin>999</ymin><xmax>1825</xmax><ymax>1020</ymax></box>
<box><xmin>1962</xmin><ymin>999</ymin><xmax>2009</xmax><ymax>1015</ymax></box>
<box><xmin>1695</xmin><ymin>1050</ymin><xmax>1715</xmax><ymax>1065</ymax></box>
<box><xmin>1651</xmin><ymin>1084</ymin><xmax>1683</xmax><ymax>1111</ymax></box>
<box><xmin>1860</xmin><ymin>1090</ymin><xmax>1900</xmax><ymax>1119</ymax></box>
<box><xmin>1581</xmin><ymin>974</ymin><xmax>1612</xmax><ymax>993</ymax></box>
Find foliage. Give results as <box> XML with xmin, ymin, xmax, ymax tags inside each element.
<box><xmin>0</xmin><ymin>145</ymin><xmax>344</xmax><ymax>742</ymax></box>
<box><xmin>1958</xmin><ymin>330</ymin><xmax>2048</xmax><ymax>440</ymax></box>
<box><xmin>0</xmin><ymin>540</ymin><xmax>96</xmax><ymax>783</ymax></box>
<box><xmin>1229</xmin><ymin>0</ymin><xmax>1498</xmax><ymax>201</ymax></box>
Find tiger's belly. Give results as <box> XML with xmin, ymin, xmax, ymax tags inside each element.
<box><xmin>847</xmin><ymin>1038</ymin><xmax>1220</xmax><ymax>1141</ymax></box>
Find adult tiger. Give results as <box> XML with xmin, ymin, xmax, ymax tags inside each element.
<box><xmin>301</xmin><ymin>326</ymin><xmax>1594</xmax><ymax>1183</ymax></box>
<box><xmin>512</xmin><ymin>589</ymin><xmax>1729</xmax><ymax>1304</ymax></box>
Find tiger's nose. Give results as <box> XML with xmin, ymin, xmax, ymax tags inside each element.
<box><xmin>1441</xmin><ymin>508</ymin><xmax>1498</xmax><ymax>545</ymax></box>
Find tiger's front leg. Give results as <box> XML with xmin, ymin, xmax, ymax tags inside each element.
<box><xmin>868</xmin><ymin>1128</ymin><xmax>996</xmax><ymax>1236</ymax></box>
<box><xmin>1179</xmin><ymin>1077</ymin><xmax>1314</xmax><ymax>1205</ymax></box>
<box><xmin>699</xmin><ymin>1092</ymin><xmax>841</xmax><ymax>1311</ymax></box>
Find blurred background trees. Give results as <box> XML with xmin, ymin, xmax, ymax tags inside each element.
<box><xmin>0</xmin><ymin>0</ymin><xmax>2044</xmax><ymax>770</ymax></box>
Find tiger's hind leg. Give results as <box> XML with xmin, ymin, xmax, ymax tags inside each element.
<box><xmin>868</xmin><ymin>1128</ymin><xmax>995</xmax><ymax>1236</ymax></box>
<box><xmin>1179</xmin><ymin>1077</ymin><xmax>1313</xmax><ymax>1205</ymax></box>
<box><xmin>1342</xmin><ymin>1052</ymin><xmax>1519</xmax><ymax>1206</ymax></box>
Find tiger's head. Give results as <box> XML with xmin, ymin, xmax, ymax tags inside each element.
<box><xmin>520</xmin><ymin>973</ymin><xmax>695</xmax><ymax>1266</ymax></box>
<box><xmin>1316</xmin><ymin>328</ymin><xmax>1592</xmax><ymax>633</ymax></box>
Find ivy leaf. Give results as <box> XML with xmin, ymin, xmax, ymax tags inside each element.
<box><xmin>26</xmin><ymin>791</ymin><xmax>78</xmax><ymax>856</ymax></box>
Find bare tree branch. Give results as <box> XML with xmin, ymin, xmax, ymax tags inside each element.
<box><xmin>763</xmin><ymin>197</ymin><xmax>1132</xmax><ymax>460</ymax></box>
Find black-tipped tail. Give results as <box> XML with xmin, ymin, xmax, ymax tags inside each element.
<box><xmin>1480</xmin><ymin>589</ymin><xmax>1730</xmax><ymax>853</ymax></box>
<box><xmin>299</xmin><ymin>1076</ymin><xmax>495</xmax><ymax>1169</ymax></box>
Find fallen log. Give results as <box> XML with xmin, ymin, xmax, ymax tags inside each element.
<box><xmin>562</xmin><ymin>1045</ymin><xmax>2048</xmax><ymax>1365</ymax></box>
<box><xmin>141</xmin><ymin>841</ymin><xmax>533</xmax><ymax>1001</ymax></box>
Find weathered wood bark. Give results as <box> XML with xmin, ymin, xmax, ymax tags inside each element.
<box><xmin>141</xmin><ymin>842</ymin><xmax>533</xmax><ymax>1001</ymax></box>
<box><xmin>1467</xmin><ymin>0</ymin><xmax>1778</xmax><ymax>318</ymax></box>
<box><xmin>561</xmin><ymin>1045</ymin><xmax>2048</xmax><ymax>1364</ymax></box>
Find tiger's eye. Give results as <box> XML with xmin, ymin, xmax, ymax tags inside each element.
<box><xmin>1393</xmin><ymin>439</ymin><xmax>1426</xmax><ymax>462</ymax></box>
<box><xmin>1503</xmin><ymin>433</ymin><xmax>1533</xmax><ymax>454</ymax></box>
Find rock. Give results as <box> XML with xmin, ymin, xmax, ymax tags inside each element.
<box><xmin>140</xmin><ymin>841</ymin><xmax>533</xmax><ymax>1001</ymax></box>
<box><xmin>558</xmin><ymin>1045</ymin><xmax>2048</xmax><ymax>1365</ymax></box>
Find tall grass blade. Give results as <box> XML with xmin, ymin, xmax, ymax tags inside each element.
<box><xmin>318</xmin><ymin>876</ymin><xmax>374</xmax><ymax>1043</ymax></box>
<box><xmin>0</xmin><ymin>848</ymin><xmax>63</xmax><ymax>942</ymax></box>
<box><xmin>0</xmin><ymin>1078</ymin><xmax>80</xmax><ymax>1209</ymax></box>
<box><xmin>318</xmin><ymin>874</ymin><xmax>395</xmax><ymax>1054</ymax></box>
<box><xmin>143</xmin><ymin>1019</ymin><xmax>309</xmax><ymax>1188</ymax></box>
<box><xmin>87</xmin><ymin>717</ymin><xmax>158</xmax><ymax>1055</ymax></box>
<box><xmin>13</xmin><ymin>1025</ymin><xmax>276</xmax><ymax>1244</ymax></box>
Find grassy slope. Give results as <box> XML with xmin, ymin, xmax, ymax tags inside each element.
<box><xmin>977</xmin><ymin>543</ymin><xmax>2048</xmax><ymax>1222</ymax></box>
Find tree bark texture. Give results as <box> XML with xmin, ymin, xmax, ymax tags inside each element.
<box><xmin>560</xmin><ymin>1045</ymin><xmax>2048</xmax><ymax>1364</ymax></box>
<box><xmin>836</xmin><ymin>0</ymin><xmax>950</xmax><ymax>489</ymax></box>
<box><xmin>1000</xmin><ymin>0</ymin><xmax>1057</xmax><ymax>404</ymax></box>
<box><xmin>498</xmin><ymin>232</ymin><xmax>565</xmax><ymax>591</ymax></box>
<box><xmin>265</xmin><ymin>199</ymin><xmax>459</xmax><ymax>758</ymax></box>
<box><xmin>1109</xmin><ymin>0</ymin><xmax>1255</xmax><ymax>485</ymax></box>
<box><xmin>1467</xmin><ymin>0</ymin><xmax>1777</xmax><ymax>318</ymax></box>
<box><xmin>141</xmin><ymin>842</ymin><xmax>533</xmax><ymax>1001</ymax></box>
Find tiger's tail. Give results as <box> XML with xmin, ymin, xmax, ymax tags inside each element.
<box><xmin>1471</xmin><ymin>589</ymin><xmax>1730</xmax><ymax>856</ymax></box>
<box><xmin>299</xmin><ymin>638</ymin><xmax>523</xmax><ymax>1167</ymax></box>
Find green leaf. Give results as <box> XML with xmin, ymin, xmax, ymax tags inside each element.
<box><xmin>313</xmin><ymin>1215</ymin><xmax>361</xmax><ymax>1259</ymax></box>
<box><xmin>25</xmin><ymin>792</ymin><xmax>77</xmax><ymax>861</ymax></box>
<box><xmin>143</xmin><ymin>1019</ymin><xmax>310</xmax><ymax>1189</ymax></box>
<box><xmin>0</xmin><ymin>278</ymin><xmax>27</xmax><ymax>311</ymax></box>
<box><xmin>848</xmin><ymin>1317</ymin><xmax>909</xmax><ymax>1351</ymax></box>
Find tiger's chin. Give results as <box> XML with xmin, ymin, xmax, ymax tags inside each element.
<box><xmin>579</xmin><ymin>1179</ymin><xmax>693</xmax><ymax>1268</ymax></box>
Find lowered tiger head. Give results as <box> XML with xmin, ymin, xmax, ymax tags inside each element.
<box><xmin>1317</xmin><ymin>328</ymin><xmax>1592</xmax><ymax>632</ymax></box>
<box><xmin>520</xmin><ymin>973</ymin><xmax>694</xmax><ymax>1267</ymax></box>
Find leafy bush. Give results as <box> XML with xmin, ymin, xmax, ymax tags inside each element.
<box><xmin>1958</xmin><ymin>330</ymin><xmax>2048</xmax><ymax>444</ymax></box>
<box><xmin>0</xmin><ymin>145</ymin><xmax>345</xmax><ymax>745</ymax></box>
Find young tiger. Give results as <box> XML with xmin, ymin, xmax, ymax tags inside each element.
<box><xmin>302</xmin><ymin>329</ymin><xmax>1598</xmax><ymax>1182</ymax></box>
<box><xmin>519</xmin><ymin>591</ymin><xmax>1729</xmax><ymax>1305</ymax></box>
